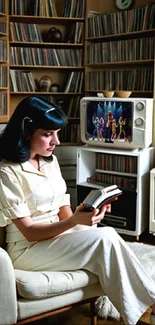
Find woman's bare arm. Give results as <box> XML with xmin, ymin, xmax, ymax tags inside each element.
<box><xmin>12</xmin><ymin>212</ymin><xmax>75</xmax><ymax>242</ymax></box>
<box><xmin>12</xmin><ymin>203</ymin><xmax>108</xmax><ymax>242</ymax></box>
<box><xmin>58</xmin><ymin>205</ymin><xmax>73</xmax><ymax>220</ymax></box>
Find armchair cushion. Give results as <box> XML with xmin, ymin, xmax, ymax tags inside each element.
<box><xmin>15</xmin><ymin>269</ymin><xmax>99</xmax><ymax>299</ymax></box>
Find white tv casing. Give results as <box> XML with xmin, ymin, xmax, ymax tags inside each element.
<box><xmin>149</xmin><ymin>168</ymin><xmax>155</xmax><ymax>235</ymax></box>
<box><xmin>80</xmin><ymin>97</ymin><xmax>153</xmax><ymax>150</ymax></box>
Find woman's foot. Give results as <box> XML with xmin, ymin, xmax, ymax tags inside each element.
<box><xmin>150</xmin><ymin>313</ymin><xmax>155</xmax><ymax>324</ymax></box>
<box><xmin>150</xmin><ymin>304</ymin><xmax>155</xmax><ymax>324</ymax></box>
<box><xmin>152</xmin><ymin>304</ymin><xmax>155</xmax><ymax>315</ymax></box>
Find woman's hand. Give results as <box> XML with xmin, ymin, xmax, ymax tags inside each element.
<box><xmin>71</xmin><ymin>196</ymin><xmax>118</xmax><ymax>227</ymax></box>
<box><xmin>71</xmin><ymin>202</ymin><xmax>110</xmax><ymax>227</ymax></box>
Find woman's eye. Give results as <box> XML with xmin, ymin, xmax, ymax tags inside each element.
<box><xmin>44</xmin><ymin>133</ymin><xmax>52</xmax><ymax>137</ymax></box>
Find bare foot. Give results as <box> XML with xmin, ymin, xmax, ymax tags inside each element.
<box><xmin>152</xmin><ymin>303</ymin><xmax>155</xmax><ymax>314</ymax></box>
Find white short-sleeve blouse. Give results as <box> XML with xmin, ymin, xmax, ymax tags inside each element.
<box><xmin>0</xmin><ymin>155</ymin><xmax>70</xmax><ymax>242</ymax></box>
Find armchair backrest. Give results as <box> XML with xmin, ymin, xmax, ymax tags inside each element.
<box><xmin>0</xmin><ymin>227</ymin><xmax>6</xmax><ymax>248</ymax></box>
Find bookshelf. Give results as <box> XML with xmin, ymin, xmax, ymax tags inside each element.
<box><xmin>0</xmin><ymin>0</ymin><xmax>9</xmax><ymax>123</ymax></box>
<box><xmin>8</xmin><ymin>0</ymin><xmax>86</xmax><ymax>145</ymax></box>
<box><xmin>77</xmin><ymin>145</ymin><xmax>154</xmax><ymax>236</ymax></box>
<box><xmin>0</xmin><ymin>0</ymin><xmax>155</xmax><ymax>145</ymax></box>
<box><xmin>85</xmin><ymin>0</ymin><xmax>155</xmax><ymax>98</ymax></box>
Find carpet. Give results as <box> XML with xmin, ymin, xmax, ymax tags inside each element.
<box><xmin>127</xmin><ymin>241</ymin><xmax>155</xmax><ymax>282</ymax></box>
<box><xmin>95</xmin><ymin>241</ymin><xmax>155</xmax><ymax>320</ymax></box>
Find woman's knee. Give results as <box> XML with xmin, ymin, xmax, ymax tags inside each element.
<box><xmin>91</xmin><ymin>226</ymin><xmax>120</xmax><ymax>244</ymax></box>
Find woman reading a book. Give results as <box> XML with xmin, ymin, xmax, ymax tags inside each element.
<box><xmin>0</xmin><ymin>95</ymin><xmax>155</xmax><ymax>325</ymax></box>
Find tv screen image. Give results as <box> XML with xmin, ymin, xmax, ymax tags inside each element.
<box><xmin>86</xmin><ymin>100</ymin><xmax>133</xmax><ymax>144</ymax></box>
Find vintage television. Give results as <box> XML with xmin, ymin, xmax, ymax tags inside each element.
<box><xmin>80</xmin><ymin>97</ymin><xmax>153</xmax><ymax>150</ymax></box>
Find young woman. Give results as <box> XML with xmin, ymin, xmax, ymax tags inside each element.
<box><xmin>0</xmin><ymin>95</ymin><xmax>155</xmax><ymax>325</ymax></box>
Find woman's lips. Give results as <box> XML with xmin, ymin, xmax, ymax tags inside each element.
<box><xmin>47</xmin><ymin>147</ymin><xmax>54</xmax><ymax>151</ymax></box>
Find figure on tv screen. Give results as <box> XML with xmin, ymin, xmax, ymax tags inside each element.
<box><xmin>98</xmin><ymin>117</ymin><xmax>104</xmax><ymax>141</ymax></box>
<box><xmin>105</xmin><ymin>111</ymin><xmax>113</xmax><ymax>143</ymax></box>
<box><xmin>117</xmin><ymin>116</ymin><xmax>127</xmax><ymax>141</ymax></box>
<box><xmin>111</xmin><ymin>119</ymin><xmax>118</xmax><ymax>141</ymax></box>
<box><xmin>92</xmin><ymin>116</ymin><xmax>100</xmax><ymax>140</ymax></box>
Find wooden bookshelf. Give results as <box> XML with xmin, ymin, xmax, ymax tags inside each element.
<box><xmin>0</xmin><ymin>0</ymin><xmax>155</xmax><ymax>144</ymax></box>
<box><xmin>2</xmin><ymin>0</ymin><xmax>86</xmax><ymax>145</ymax></box>
<box><xmin>0</xmin><ymin>0</ymin><xmax>9</xmax><ymax>121</ymax></box>
<box><xmin>85</xmin><ymin>0</ymin><xmax>155</xmax><ymax>98</ymax></box>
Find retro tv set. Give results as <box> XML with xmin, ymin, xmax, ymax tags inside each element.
<box><xmin>80</xmin><ymin>97</ymin><xmax>153</xmax><ymax>150</ymax></box>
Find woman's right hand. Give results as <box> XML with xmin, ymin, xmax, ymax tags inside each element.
<box><xmin>71</xmin><ymin>203</ymin><xmax>107</xmax><ymax>227</ymax></box>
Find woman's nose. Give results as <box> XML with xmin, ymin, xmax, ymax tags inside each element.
<box><xmin>51</xmin><ymin>134</ymin><xmax>60</xmax><ymax>145</ymax></box>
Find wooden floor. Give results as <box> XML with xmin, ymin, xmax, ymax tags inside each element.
<box><xmin>32</xmin><ymin>304</ymin><xmax>151</xmax><ymax>325</ymax></box>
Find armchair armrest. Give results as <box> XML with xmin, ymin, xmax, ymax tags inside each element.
<box><xmin>0</xmin><ymin>248</ymin><xmax>17</xmax><ymax>325</ymax></box>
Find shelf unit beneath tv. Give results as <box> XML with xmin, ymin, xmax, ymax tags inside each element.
<box><xmin>76</xmin><ymin>145</ymin><xmax>154</xmax><ymax>236</ymax></box>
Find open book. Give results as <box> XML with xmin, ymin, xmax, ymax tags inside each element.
<box><xmin>83</xmin><ymin>185</ymin><xmax>122</xmax><ymax>211</ymax></box>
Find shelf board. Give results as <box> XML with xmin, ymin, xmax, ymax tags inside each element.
<box><xmin>0</xmin><ymin>115</ymin><xmax>9</xmax><ymax>123</ymax></box>
<box><xmin>85</xmin><ymin>90</ymin><xmax>153</xmax><ymax>94</ymax></box>
<box><xmin>0</xmin><ymin>13</ymin><xmax>6</xmax><ymax>18</ymax></box>
<box><xmin>10</xmin><ymin>65</ymin><xmax>84</xmax><ymax>69</ymax></box>
<box><xmin>86</xmin><ymin>29</ymin><xmax>155</xmax><ymax>42</ymax></box>
<box><xmin>9</xmin><ymin>15</ymin><xmax>85</xmax><ymax>24</ymax></box>
<box><xmin>77</xmin><ymin>182</ymin><xmax>104</xmax><ymax>189</ymax></box>
<box><xmin>10</xmin><ymin>91</ymin><xmax>84</xmax><ymax>95</ymax></box>
<box><xmin>0</xmin><ymin>60</ymin><xmax>8</xmax><ymax>64</ymax></box>
<box><xmin>86</xmin><ymin>60</ymin><xmax>154</xmax><ymax>68</ymax></box>
<box><xmin>0</xmin><ymin>32</ymin><xmax>7</xmax><ymax>36</ymax></box>
<box><xmin>10</xmin><ymin>41</ymin><xmax>84</xmax><ymax>47</ymax></box>
<box><xmin>96</xmin><ymin>169</ymin><xmax>137</xmax><ymax>178</ymax></box>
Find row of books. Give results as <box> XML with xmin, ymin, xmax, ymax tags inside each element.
<box><xmin>60</xmin><ymin>121</ymin><xmax>81</xmax><ymax>143</ymax></box>
<box><xmin>62</xmin><ymin>95</ymin><xmax>81</xmax><ymax>118</ymax></box>
<box><xmin>10</xmin><ymin>69</ymin><xmax>84</xmax><ymax>94</ymax></box>
<box><xmin>10</xmin><ymin>70</ymin><xmax>36</xmax><ymax>92</ymax></box>
<box><xmin>64</xmin><ymin>71</ymin><xmax>83</xmax><ymax>93</ymax></box>
<box><xmin>9</xmin><ymin>0</ymin><xmax>57</xmax><ymax>16</ymax></box>
<box><xmin>66</xmin><ymin>96</ymin><xmax>81</xmax><ymax>118</ymax></box>
<box><xmin>87</xmin><ymin>174</ymin><xmax>137</xmax><ymax>190</ymax></box>
<box><xmin>0</xmin><ymin>40</ymin><xmax>7</xmax><ymax>62</ymax></box>
<box><xmin>67</xmin><ymin>22</ymin><xmax>83</xmax><ymax>44</ymax></box>
<box><xmin>87</xmin><ymin>69</ymin><xmax>154</xmax><ymax>91</ymax></box>
<box><xmin>87</xmin><ymin>37</ymin><xmax>154</xmax><ymax>64</ymax></box>
<box><xmin>10</xmin><ymin>23</ymin><xmax>43</xmax><ymax>43</ymax></box>
<box><xmin>87</xmin><ymin>4</ymin><xmax>155</xmax><ymax>38</ymax></box>
<box><xmin>10</xmin><ymin>47</ymin><xmax>83</xmax><ymax>66</ymax></box>
<box><xmin>31</xmin><ymin>0</ymin><xmax>57</xmax><ymax>17</ymax></box>
<box><xmin>0</xmin><ymin>66</ymin><xmax>7</xmax><ymax>87</ymax></box>
<box><xmin>0</xmin><ymin>0</ymin><xmax>5</xmax><ymax>14</ymax></box>
<box><xmin>0</xmin><ymin>92</ymin><xmax>7</xmax><ymax>116</ymax></box>
<box><xmin>63</xmin><ymin>0</ymin><xmax>85</xmax><ymax>18</ymax></box>
<box><xmin>0</xmin><ymin>22</ymin><xmax>6</xmax><ymax>34</ymax></box>
<box><xmin>10</xmin><ymin>21</ymin><xmax>84</xmax><ymax>44</ymax></box>
<box><xmin>96</xmin><ymin>153</ymin><xmax>137</xmax><ymax>174</ymax></box>
<box><xmin>9</xmin><ymin>0</ymin><xmax>85</xmax><ymax>18</ymax></box>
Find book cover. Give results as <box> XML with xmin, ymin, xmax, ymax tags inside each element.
<box><xmin>83</xmin><ymin>185</ymin><xmax>122</xmax><ymax>211</ymax></box>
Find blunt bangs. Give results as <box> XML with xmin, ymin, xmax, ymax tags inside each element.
<box><xmin>0</xmin><ymin>96</ymin><xmax>68</xmax><ymax>163</ymax></box>
<box><xmin>25</xmin><ymin>96</ymin><xmax>68</xmax><ymax>131</ymax></box>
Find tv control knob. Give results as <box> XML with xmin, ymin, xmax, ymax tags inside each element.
<box><xmin>136</xmin><ymin>101</ymin><xmax>145</xmax><ymax>111</ymax></box>
<box><xmin>135</xmin><ymin>117</ymin><xmax>144</xmax><ymax>127</ymax></box>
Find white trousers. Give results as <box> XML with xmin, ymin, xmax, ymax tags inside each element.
<box><xmin>9</xmin><ymin>226</ymin><xmax>155</xmax><ymax>325</ymax></box>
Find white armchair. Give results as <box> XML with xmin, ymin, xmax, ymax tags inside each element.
<box><xmin>0</xmin><ymin>227</ymin><xmax>104</xmax><ymax>325</ymax></box>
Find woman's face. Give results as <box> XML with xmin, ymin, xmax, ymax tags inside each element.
<box><xmin>29</xmin><ymin>128</ymin><xmax>60</xmax><ymax>158</ymax></box>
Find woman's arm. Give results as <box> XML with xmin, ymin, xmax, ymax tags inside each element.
<box><xmin>58</xmin><ymin>205</ymin><xmax>73</xmax><ymax>220</ymax></box>
<box><xmin>12</xmin><ymin>203</ymin><xmax>108</xmax><ymax>242</ymax></box>
<box><xmin>12</xmin><ymin>212</ymin><xmax>75</xmax><ymax>242</ymax></box>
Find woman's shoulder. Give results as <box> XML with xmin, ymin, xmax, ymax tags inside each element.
<box><xmin>0</xmin><ymin>159</ymin><xmax>21</xmax><ymax>172</ymax></box>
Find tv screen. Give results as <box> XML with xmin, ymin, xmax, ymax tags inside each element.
<box><xmin>85</xmin><ymin>100</ymin><xmax>133</xmax><ymax>144</ymax></box>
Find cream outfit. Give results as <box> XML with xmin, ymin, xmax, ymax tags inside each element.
<box><xmin>0</xmin><ymin>155</ymin><xmax>155</xmax><ymax>325</ymax></box>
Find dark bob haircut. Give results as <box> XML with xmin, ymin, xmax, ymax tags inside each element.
<box><xmin>0</xmin><ymin>96</ymin><xmax>68</xmax><ymax>162</ymax></box>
